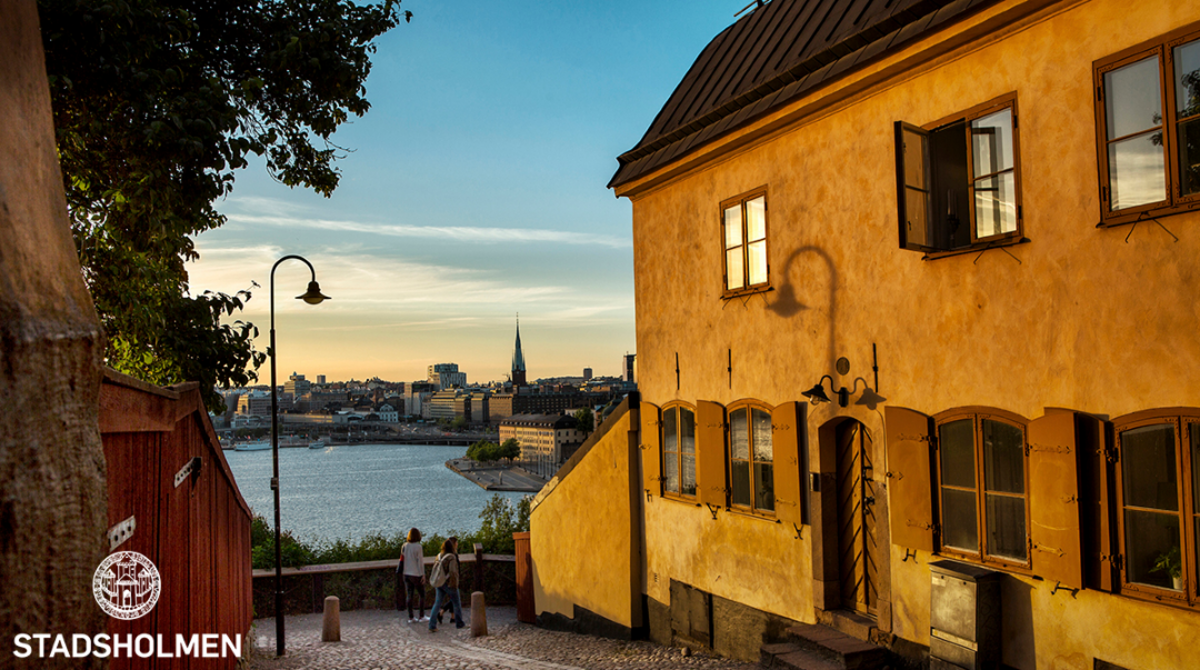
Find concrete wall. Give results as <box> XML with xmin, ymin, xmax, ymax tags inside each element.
<box><xmin>529</xmin><ymin>398</ymin><xmax>644</xmax><ymax>637</ymax></box>
<box><xmin>616</xmin><ymin>0</ymin><xmax>1200</xmax><ymax>668</ymax></box>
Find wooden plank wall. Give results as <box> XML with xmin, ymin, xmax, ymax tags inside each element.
<box><xmin>100</xmin><ymin>370</ymin><xmax>253</xmax><ymax>669</ymax></box>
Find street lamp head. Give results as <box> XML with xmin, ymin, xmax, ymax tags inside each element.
<box><xmin>296</xmin><ymin>281</ymin><xmax>330</xmax><ymax>305</ymax></box>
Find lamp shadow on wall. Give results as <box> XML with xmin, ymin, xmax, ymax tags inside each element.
<box><xmin>766</xmin><ymin>246</ymin><xmax>838</xmax><ymax>368</ymax></box>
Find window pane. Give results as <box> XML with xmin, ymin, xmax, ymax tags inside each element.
<box><xmin>681</xmin><ymin>454</ymin><xmax>697</xmax><ymax>496</ymax></box>
<box><xmin>1178</xmin><ymin>116</ymin><xmax>1200</xmax><ymax>197</ymax></box>
<box><xmin>663</xmin><ymin>407</ymin><xmax>678</xmax><ymax>454</ymax></box>
<box><xmin>755</xmin><ymin>462</ymin><xmax>775</xmax><ymax>511</ymax></box>
<box><xmin>973</xmin><ymin>171</ymin><xmax>1017</xmax><ymax>239</ymax></box>
<box><xmin>942</xmin><ymin>487</ymin><xmax>979</xmax><ymax>552</ymax></box>
<box><xmin>724</xmin><ymin>206</ymin><xmax>743</xmax><ymax>248</ymax></box>
<box><xmin>983</xmin><ymin>419</ymin><xmax>1024</xmax><ymax>494</ymax></box>
<box><xmin>747</xmin><ymin>240</ymin><xmax>768</xmax><ymax>286</ymax></box>
<box><xmin>986</xmin><ymin>494</ymin><xmax>1027</xmax><ymax>561</ymax></box>
<box><xmin>745</xmin><ymin>196</ymin><xmax>766</xmax><ymax>241</ymax></box>
<box><xmin>1105</xmin><ymin>56</ymin><xmax>1162</xmax><ymax>139</ymax></box>
<box><xmin>726</xmin><ymin>249</ymin><xmax>744</xmax><ymax>291</ymax></box>
<box><xmin>1173</xmin><ymin>39</ymin><xmax>1200</xmax><ymax>118</ymax></box>
<box><xmin>1121</xmin><ymin>423</ymin><xmax>1177</xmax><ymax>511</ymax></box>
<box><xmin>730</xmin><ymin>409</ymin><xmax>749</xmax><ymax>460</ymax></box>
<box><xmin>752</xmin><ymin>408</ymin><xmax>772</xmax><ymax>462</ymax></box>
<box><xmin>731</xmin><ymin>460</ymin><xmax>751</xmax><ymax>507</ymax></box>
<box><xmin>905</xmin><ymin>186</ymin><xmax>931</xmax><ymax>244</ymax></box>
<box><xmin>939</xmin><ymin>419</ymin><xmax>976</xmax><ymax>489</ymax></box>
<box><xmin>680</xmin><ymin>408</ymin><xmax>695</xmax><ymax>454</ymax></box>
<box><xmin>971</xmin><ymin>109</ymin><xmax>1014</xmax><ymax>176</ymax></box>
<box><xmin>664</xmin><ymin>451</ymin><xmax>680</xmax><ymax>494</ymax></box>
<box><xmin>1108</xmin><ymin>132</ymin><xmax>1167</xmax><ymax>210</ymax></box>
<box><xmin>902</xmin><ymin>126</ymin><xmax>927</xmax><ymax>189</ymax></box>
<box><xmin>1124</xmin><ymin>508</ymin><xmax>1179</xmax><ymax>589</ymax></box>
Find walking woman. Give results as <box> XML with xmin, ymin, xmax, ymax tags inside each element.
<box><xmin>428</xmin><ymin>536</ymin><xmax>465</xmax><ymax>632</ymax></box>
<box><xmin>398</xmin><ymin>528</ymin><xmax>427</xmax><ymax>622</ymax></box>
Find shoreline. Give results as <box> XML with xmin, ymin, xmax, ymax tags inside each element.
<box><xmin>444</xmin><ymin>458</ymin><xmax>545</xmax><ymax>493</ymax></box>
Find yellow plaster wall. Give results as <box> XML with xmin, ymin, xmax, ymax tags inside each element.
<box><xmin>625</xmin><ymin>0</ymin><xmax>1200</xmax><ymax>666</ymax></box>
<box><xmin>530</xmin><ymin>407</ymin><xmax>639</xmax><ymax>627</ymax></box>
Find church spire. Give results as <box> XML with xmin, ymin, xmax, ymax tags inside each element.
<box><xmin>511</xmin><ymin>314</ymin><xmax>527</xmax><ymax>386</ymax></box>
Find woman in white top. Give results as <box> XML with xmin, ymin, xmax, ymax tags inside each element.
<box><xmin>398</xmin><ymin>528</ymin><xmax>426</xmax><ymax>622</ymax></box>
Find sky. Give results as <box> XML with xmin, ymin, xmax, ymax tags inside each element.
<box><xmin>184</xmin><ymin>0</ymin><xmax>745</xmax><ymax>386</ymax></box>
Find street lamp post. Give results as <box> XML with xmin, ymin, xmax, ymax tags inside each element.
<box><xmin>270</xmin><ymin>255</ymin><xmax>329</xmax><ymax>657</ymax></box>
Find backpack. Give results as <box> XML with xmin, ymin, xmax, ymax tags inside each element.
<box><xmin>429</xmin><ymin>554</ymin><xmax>451</xmax><ymax>587</ymax></box>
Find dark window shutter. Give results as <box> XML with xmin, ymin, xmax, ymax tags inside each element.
<box><xmin>772</xmin><ymin>401</ymin><xmax>804</xmax><ymax>525</ymax></box>
<box><xmin>696</xmin><ymin>400</ymin><xmax>727</xmax><ymax>508</ymax></box>
<box><xmin>641</xmin><ymin>402</ymin><xmax>662</xmax><ymax>497</ymax></box>
<box><xmin>895</xmin><ymin>121</ymin><xmax>935</xmax><ymax>252</ymax></box>
<box><xmin>885</xmin><ymin>406</ymin><xmax>934</xmax><ymax>552</ymax></box>
<box><xmin>1027</xmin><ymin>410</ymin><xmax>1084</xmax><ymax>589</ymax></box>
<box><xmin>1078</xmin><ymin>413</ymin><xmax>1115</xmax><ymax>592</ymax></box>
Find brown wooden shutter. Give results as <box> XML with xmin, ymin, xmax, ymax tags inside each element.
<box><xmin>1027</xmin><ymin>410</ymin><xmax>1084</xmax><ymax>589</ymax></box>
<box><xmin>885</xmin><ymin>406</ymin><xmax>934</xmax><ymax>552</ymax></box>
<box><xmin>1082</xmin><ymin>414</ymin><xmax>1115</xmax><ymax>592</ymax></box>
<box><xmin>772</xmin><ymin>401</ymin><xmax>804</xmax><ymax>525</ymax></box>
<box><xmin>895</xmin><ymin>121</ymin><xmax>936</xmax><ymax>252</ymax></box>
<box><xmin>641</xmin><ymin>402</ymin><xmax>662</xmax><ymax>497</ymax></box>
<box><xmin>696</xmin><ymin>400</ymin><xmax>727</xmax><ymax>508</ymax></box>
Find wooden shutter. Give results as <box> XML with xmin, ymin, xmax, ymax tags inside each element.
<box><xmin>885</xmin><ymin>406</ymin><xmax>934</xmax><ymax>552</ymax></box>
<box><xmin>696</xmin><ymin>400</ymin><xmax>727</xmax><ymax>508</ymax></box>
<box><xmin>1027</xmin><ymin>411</ymin><xmax>1084</xmax><ymax>589</ymax></box>
<box><xmin>772</xmin><ymin>401</ymin><xmax>804</xmax><ymax>525</ymax></box>
<box><xmin>641</xmin><ymin>402</ymin><xmax>662</xmax><ymax>497</ymax></box>
<box><xmin>895</xmin><ymin>121</ymin><xmax>935</xmax><ymax>251</ymax></box>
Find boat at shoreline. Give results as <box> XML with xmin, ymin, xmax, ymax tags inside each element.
<box><xmin>308</xmin><ymin>439</ymin><xmax>328</xmax><ymax>449</ymax></box>
<box><xmin>234</xmin><ymin>440</ymin><xmax>270</xmax><ymax>451</ymax></box>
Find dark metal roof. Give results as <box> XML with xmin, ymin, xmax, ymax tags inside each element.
<box><xmin>609</xmin><ymin>0</ymin><xmax>997</xmax><ymax>189</ymax></box>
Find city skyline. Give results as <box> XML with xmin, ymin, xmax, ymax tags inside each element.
<box><xmin>183</xmin><ymin>1</ymin><xmax>745</xmax><ymax>383</ymax></box>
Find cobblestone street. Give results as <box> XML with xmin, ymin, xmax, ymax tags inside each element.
<box><xmin>247</xmin><ymin>607</ymin><xmax>759</xmax><ymax>670</ymax></box>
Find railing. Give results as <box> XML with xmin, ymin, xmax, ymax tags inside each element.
<box><xmin>250</xmin><ymin>546</ymin><xmax>518</xmax><ymax>616</ymax></box>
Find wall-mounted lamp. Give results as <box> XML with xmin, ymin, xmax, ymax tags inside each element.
<box><xmin>802</xmin><ymin>352</ymin><xmax>886</xmax><ymax>410</ymax></box>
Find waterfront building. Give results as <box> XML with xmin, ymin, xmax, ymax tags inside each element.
<box><xmin>235</xmin><ymin>390</ymin><xmax>271</xmax><ymax>417</ymax></box>
<box><xmin>499</xmin><ymin>413</ymin><xmax>585</xmax><ymax>479</ymax></box>
<box><xmin>529</xmin><ymin>1</ymin><xmax>1200</xmax><ymax>668</ymax></box>
<box><xmin>284</xmin><ymin>371</ymin><xmax>310</xmax><ymax>398</ymax></box>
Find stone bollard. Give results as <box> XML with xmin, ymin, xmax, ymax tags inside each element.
<box><xmin>470</xmin><ymin>591</ymin><xmax>488</xmax><ymax>637</ymax></box>
<box><xmin>321</xmin><ymin>596</ymin><xmax>341</xmax><ymax>642</ymax></box>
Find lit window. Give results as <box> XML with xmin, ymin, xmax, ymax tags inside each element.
<box><xmin>728</xmin><ymin>404</ymin><xmax>773</xmax><ymax>513</ymax></box>
<box><xmin>895</xmin><ymin>95</ymin><xmax>1023</xmax><ymax>253</ymax></box>
<box><xmin>721</xmin><ymin>190</ymin><xmax>768</xmax><ymax>293</ymax></box>
<box><xmin>1095</xmin><ymin>26</ymin><xmax>1200</xmax><ymax>224</ymax></box>
<box><xmin>662</xmin><ymin>404</ymin><xmax>696</xmax><ymax>497</ymax></box>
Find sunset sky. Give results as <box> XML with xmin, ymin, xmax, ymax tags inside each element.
<box><xmin>184</xmin><ymin>0</ymin><xmax>741</xmax><ymax>385</ymax></box>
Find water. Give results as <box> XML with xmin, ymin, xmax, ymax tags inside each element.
<box><xmin>223</xmin><ymin>443</ymin><xmax>527</xmax><ymax>544</ymax></box>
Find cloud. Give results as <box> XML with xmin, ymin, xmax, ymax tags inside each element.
<box><xmin>224</xmin><ymin>212</ymin><xmax>631</xmax><ymax>249</ymax></box>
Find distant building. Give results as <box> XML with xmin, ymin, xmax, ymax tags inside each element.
<box><xmin>583</xmin><ymin>368</ymin><xmax>593</xmax><ymax>381</ymax></box>
<box><xmin>236</xmin><ymin>391</ymin><xmax>271</xmax><ymax>417</ymax></box>
<box><xmin>499</xmin><ymin>413</ymin><xmax>585</xmax><ymax>479</ymax></box>
<box><xmin>622</xmin><ymin>354</ymin><xmax>636</xmax><ymax>384</ymax></box>
<box><xmin>284</xmin><ymin>372</ymin><xmax>310</xmax><ymax>398</ymax></box>
<box><xmin>428</xmin><ymin>363</ymin><xmax>467</xmax><ymax>390</ymax></box>
<box><xmin>511</xmin><ymin>317</ymin><xmax>527</xmax><ymax>387</ymax></box>
<box><xmin>316</xmin><ymin>375</ymin><xmax>326</xmax><ymax>385</ymax></box>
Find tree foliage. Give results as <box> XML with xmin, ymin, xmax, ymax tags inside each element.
<box><xmin>39</xmin><ymin>0</ymin><xmax>409</xmax><ymax>411</ymax></box>
<box><xmin>573</xmin><ymin>407</ymin><xmax>594</xmax><ymax>434</ymax></box>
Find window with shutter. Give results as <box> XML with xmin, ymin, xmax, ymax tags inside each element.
<box><xmin>661</xmin><ymin>402</ymin><xmax>697</xmax><ymax>499</ymax></box>
<box><xmin>772</xmin><ymin>401</ymin><xmax>805</xmax><ymax>526</ymax></box>
<box><xmin>884</xmin><ymin>406</ymin><xmax>934</xmax><ymax>552</ymax></box>
<box><xmin>696</xmin><ymin>400</ymin><xmax>728</xmax><ymax>508</ymax></box>
<box><xmin>1027</xmin><ymin>410</ymin><xmax>1085</xmax><ymax>589</ymax></box>
<box><xmin>641</xmin><ymin>402</ymin><xmax>662</xmax><ymax>497</ymax></box>
<box><xmin>1112</xmin><ymin>409</ymin><xmax>1200</xmax><ymax>607</ymax></box>
<box><xmin>727</xmin><ymin>401</ymin><xmax>774</xmax><ymax>515</ymax></box>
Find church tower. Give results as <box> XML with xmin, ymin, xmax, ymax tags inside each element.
<box><xmin>511</xmin><ymin>316</ymin><xmax>527</xmax><ymax>387</ymax></box>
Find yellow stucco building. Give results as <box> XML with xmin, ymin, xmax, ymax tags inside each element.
<box><xmin>530</xmin><ymin>0</ymin><xmax>1200</xmax><ymax>667</ymax></box>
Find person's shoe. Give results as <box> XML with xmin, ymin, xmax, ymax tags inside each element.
<box><xmin>418</xmin><ymin>616</ymin><xmax>429</xmax><ymax>622</ymax></box>
<box><xmin>437</xmin><ymin>613</ymin><xmax>444</xmax><ymax>624</ymax></box>
<box><xmin>456</xmin><ymin>622</ymin><xmax>466</xmax><ymax>629</ymax></box>
<box><xmin>407</xmin><ymin>618</ymin><xmax>415</xmax><ymax>624</ymax></box>
<box><xmin>428</xmin><ymin>627</ymin><xmax>437</xmax><ymax>633</ymax></box>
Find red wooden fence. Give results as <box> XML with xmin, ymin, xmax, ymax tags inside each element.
<box><xmin>100</xmin><ymin>370</ymin><xmax>253</xmax><ymax>669</ymax></box>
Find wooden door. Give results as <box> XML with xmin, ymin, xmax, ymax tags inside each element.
<box><xmin>836</xmin><ymin>421</ymin><xmax>880</xmax><ymax>617</ymax></box>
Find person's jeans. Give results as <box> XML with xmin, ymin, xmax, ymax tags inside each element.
<box><xmin>428</xmin><ymin>585</ymin><xmax>463</xmax><ymax>630</ymax></box>
<box><xmin>403</xmin><ymin>575</ymin><xmax>424</xmax><ymax>619</ymax></box>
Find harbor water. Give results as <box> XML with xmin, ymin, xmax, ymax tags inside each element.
<box><xmin>223</xmin><ymin>443</ymin><xmax>528</xmax><ymax>544</ymax></box>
